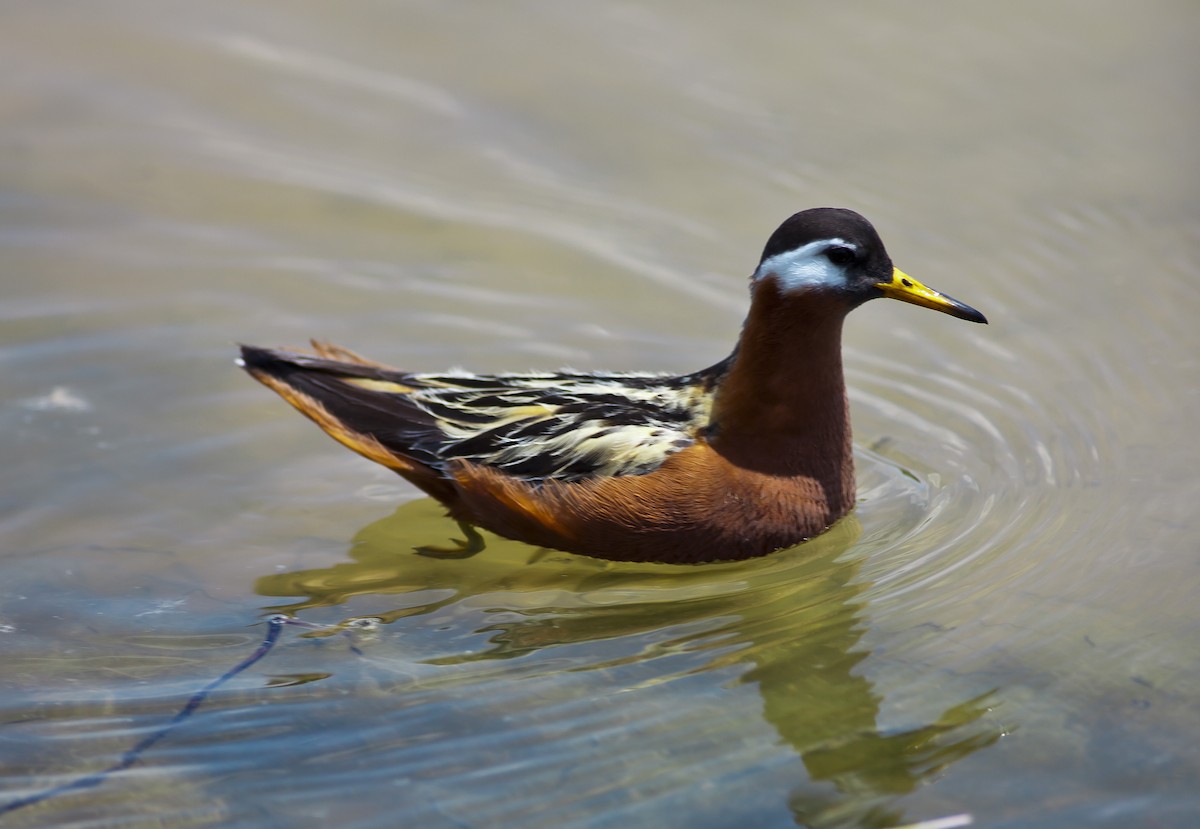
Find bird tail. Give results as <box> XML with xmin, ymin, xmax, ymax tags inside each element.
<box><xmin>238</xmin><ymin>342</ymin><xmax>452</xmax><ymax>498</ymax></box>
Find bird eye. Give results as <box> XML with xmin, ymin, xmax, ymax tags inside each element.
<box><xmin>824</xmin><ymin>246</ymin><xmax>856</xmax><ymax>267</ymax></box>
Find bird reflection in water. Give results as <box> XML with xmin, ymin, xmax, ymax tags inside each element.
<box><xmin>256</xmin><ymin>500</ymin><xmax>1001</xmax><ymax>829</ymax></box>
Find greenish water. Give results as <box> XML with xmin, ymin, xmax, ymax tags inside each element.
<box><xmin>2</xmin><ymin>2</ymin><xmax>1198</xmax><ymax>827</ymax></box>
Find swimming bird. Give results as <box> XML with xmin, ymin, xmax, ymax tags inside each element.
<box><xmin>239</xmin><ymin>208</ymin><xmax>985</xmax><ymax>564</ymax></box>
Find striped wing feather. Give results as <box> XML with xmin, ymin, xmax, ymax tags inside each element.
<box><xmin>241</xmin><ymin>346</ymin><xmax>716</xmax><ymax>482</ymax></box>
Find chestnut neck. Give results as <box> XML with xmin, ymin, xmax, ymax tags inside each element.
<box><xmin>709</xmin><ymin>279</ymin><xmax>855</xmax><ymax>487</ymax></box>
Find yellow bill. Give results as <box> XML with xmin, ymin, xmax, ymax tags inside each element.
<box><xmin>876</xmin><ymin>268</ymin><xmax>987</xmax><ymax>324</ymax></box>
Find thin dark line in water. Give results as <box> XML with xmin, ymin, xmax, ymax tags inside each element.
<box><xmin>1</xmin><ymin>614</ymin><xmax>293</xmax><ymax>817</ymax></box>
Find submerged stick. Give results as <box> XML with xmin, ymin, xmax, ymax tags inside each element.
<box><xmin>1</xmin><ymin>614</ymin><xmax>292</xmax><ymax>816</ymax></box>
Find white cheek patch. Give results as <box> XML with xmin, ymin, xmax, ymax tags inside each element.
<box><xmin>753</xmin><ymin>238</ymin><xmax>854</xmax><ymax>293</ymax></box>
